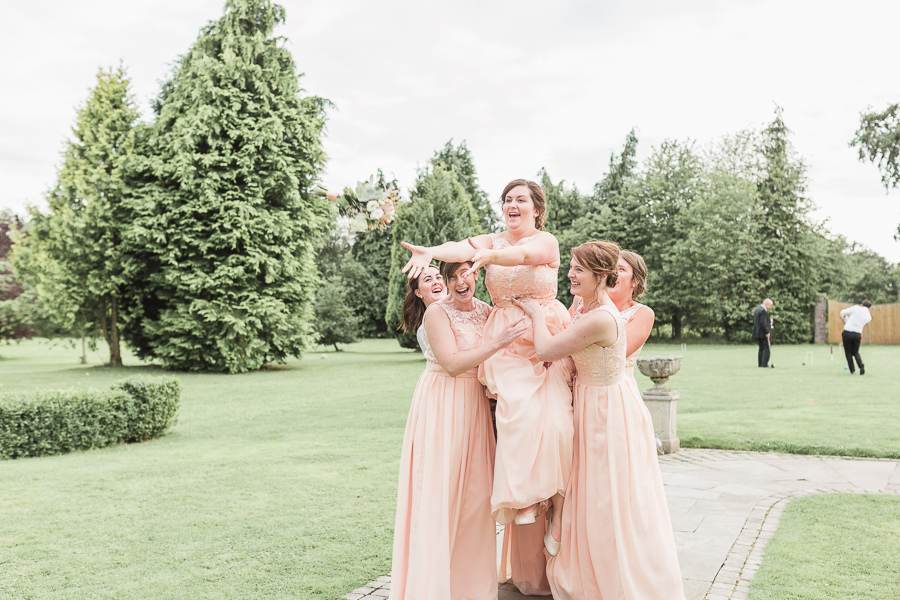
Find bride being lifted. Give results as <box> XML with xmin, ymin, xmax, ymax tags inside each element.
<box><xmin>402</xmin><ymin>179</ymin><xmax>574</xmax><ymax>571</ymax></box>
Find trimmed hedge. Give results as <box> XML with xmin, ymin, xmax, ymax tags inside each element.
<box><xmin>0</xmin><ymin>376</ymin><xmax>180</xmax><ymax>459</ymax></box>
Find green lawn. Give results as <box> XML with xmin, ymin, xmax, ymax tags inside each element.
<box><xmin>643</xmin><ymin>342</ymin><xmax>900</xmax><ymax>457</ymax></box>
<box><xmin>750</xmin><ymin>493</ymin><xmax>900</xmax><ymax>600</ymax></box>
<box><xmin>1</xmin><ymin>338</ymin><xmax>898</xmax><ymax>599</ymax></box>
<box><xmin>1</xmin><ymin>338</ymin><xmax>421</xmax><ymax>600</ymax></box>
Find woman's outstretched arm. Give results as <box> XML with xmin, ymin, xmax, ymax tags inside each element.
<box><xmin>462</xmin><ymin>232</ymin><xmax>559</xmax><ymax>277</ymax></box>
<box><xmin>401</xmin><ymin>234</ymin><xmax>493</xmax><ymax>279</ymax></box>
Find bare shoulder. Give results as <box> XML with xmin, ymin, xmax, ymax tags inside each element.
<box><xmin>636</xmin><ymin>304</ymin><xmax>655</xmax><ymax>318</ymax></box>
<box><xmin>424</xmin><ymin>301</ymin><xmax>449</xmax><ymax>320</ymax></box>
<box><xmin>537</xmin><ymin>230</ymin><xmax>559</xmax><ymax>243</ymax></box>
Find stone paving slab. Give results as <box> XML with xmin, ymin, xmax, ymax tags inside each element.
<box><xmin>344</xmin><ymin>449</ymin><xmax>900</xmax><ymax>600</ymax></box>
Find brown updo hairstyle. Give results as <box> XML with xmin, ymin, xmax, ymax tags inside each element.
<box><xmin>439</xmin><ymin>260</ymin><xmax>474</xmax><ymax>284</ymax></box>
<box><xmin>571</xmin><ymin>240</ymin><xmax>620</xmax><ymax>289</ymax></box>
<box><xmin>499</xmin><ymin>179</ymin><xmax>547</xmax><ymax>230</ymax></box>
<box><xmin>620</xmin><ymin>250</ymin><xmax>648</xmax><ymax>300</ymax></box>
<box><xmin>400</xmin><ymin>265</ymin><xmax>440</xmax><ymax>333</ymax></box>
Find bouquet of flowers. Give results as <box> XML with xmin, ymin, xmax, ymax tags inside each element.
<box><xmin>316</xmin><ymin>175</ymin><xmax>401</xmax><ymax>232</ymax></box>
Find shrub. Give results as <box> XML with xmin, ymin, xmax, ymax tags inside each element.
<box><xmin>0</xmin><ymin>376</ymin><xmax>179</xmax><ymax>459</ymax></box>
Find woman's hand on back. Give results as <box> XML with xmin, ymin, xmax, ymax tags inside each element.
<box><xmin>489</xmin><ymin>319</ymin><xmax>528</xmax><ymax>350</ymax></box>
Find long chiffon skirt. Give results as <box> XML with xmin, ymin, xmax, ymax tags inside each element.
<box><xmin>479</xmin><ymin>301</ymin><xmax>575</xmax><ymax>525</ymax></box>
<box><xmin>389</xmin><ymin>367</ymin><xmax>498</xmax><ymax>600</ymax></box>
<box><xmin>547</xmin><ymin>377</ymin><xmax>685</xmax><ymax>600</ymax></box>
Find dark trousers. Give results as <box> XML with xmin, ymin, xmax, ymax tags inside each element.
<box><xmin>757</xmin><ymin>337</ymin><xmax>770</xmax><ymax>367</ymax></box>
<box><xmin>842</xmin><ymin>330</ymin><xmax>863</xmax><ymax>373</ymax></box>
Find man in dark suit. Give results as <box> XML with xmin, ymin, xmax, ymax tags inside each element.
<box><xmin>752</xmin><ymin>298</ymin><xmax>773</xmax><ymax>367</ymax></box>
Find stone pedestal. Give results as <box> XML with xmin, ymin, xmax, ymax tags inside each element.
<box><xmin>636</xmin><ymin>356</ymin><xmax>683</xmax><ymax>454</ymax></box>
<box><xmin>641</xmin><ymin>389</ymin><xmax>680</xmax><ymax>454</ymax></box>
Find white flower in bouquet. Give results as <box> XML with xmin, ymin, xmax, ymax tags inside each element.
<box><xmin>351</xmin><ymin>213</ymin><xmax>369</xmax><ymax>232</ymax></box>
<box><xmin>369</xmin><ymin>207</ymin><xmax>385</xmax><ymax>220</ymax></box>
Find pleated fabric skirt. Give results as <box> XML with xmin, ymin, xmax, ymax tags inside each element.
<box><xmin>547</xmin><ymin>376</ymin><xmax>685</xmax><ymax>600</ymax></box>
<box><xmin>389</xmin><ymin>367</ymin><xmax>498</xmax><ymax>600</ymax></box>
<box><xmin>479</xmin><ymin>301</ymin><xmax>575</xmax><ymax>525</ymax></box>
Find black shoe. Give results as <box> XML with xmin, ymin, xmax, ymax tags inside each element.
<box><xmin>860</xmin><ymin>366</ymin><xmax>865</xmax><ymax>375</ymax></box>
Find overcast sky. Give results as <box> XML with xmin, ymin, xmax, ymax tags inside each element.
<box><xmin>2</xmin><ymin>0</ymin><xmax>898</xmax><ymax>261</ymax></box>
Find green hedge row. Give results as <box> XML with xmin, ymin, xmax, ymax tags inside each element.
<box><xmin>0</xmin><ymin>377</ymin><xmax>180</xmax><ymax>459</ymax></box>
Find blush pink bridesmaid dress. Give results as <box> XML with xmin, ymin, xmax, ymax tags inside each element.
<box><xmin>546</xmin><ymin>304</ymin><xmax>684</xmax><ymax>600</ymax></box>
<box><xmin>389</xmin><ymin>297</ymin><xmax>498</xmax><ymax>600</ymax></box>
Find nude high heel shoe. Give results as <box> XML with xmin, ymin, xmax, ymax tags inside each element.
<box><xmin>544</xmin><ymin>505</ymin><xmax>560</xmax><ymax>557</ymax></box>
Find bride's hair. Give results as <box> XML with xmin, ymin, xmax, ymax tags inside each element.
<box><xmin>499</xmin><ymin>179</ymin><xmax>547</xmax><ymax>230</ymax></box>
<box><xmin>400</xmin><ymin>265</ymin><xmax>440</xmax><ymax>333</ymax></box>
<box><xmin>572</xmin><ymin>241</ymin><xmax>620</xmax><ymax>288</ymax></box>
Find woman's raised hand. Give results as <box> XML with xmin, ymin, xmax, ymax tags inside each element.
<box><xmin>492</xmin><ymin>318</ymin><xmax>528</xmax><ymax>349</ymax></box>
<box><xmin>513</xmin><ymin>297</ymin><xmax>540</xmax><ymax>319</ymax></box>
<box><xmin>401</xmin><ymin>242</ymin><xmax>433</xmax><ymax>279</ymax></box>
<box><xmin>462</xmin><ymin>238</ymin><xmax>495</xmax><ymax>278</ymax></box>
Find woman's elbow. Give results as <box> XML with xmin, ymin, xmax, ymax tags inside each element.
<box><xmin>534</xmin><ymin>348</ymin><xmax>554</xmax><ymax>362</ymax></box>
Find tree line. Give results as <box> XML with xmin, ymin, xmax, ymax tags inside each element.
<box><xmin>3</xmin><ymin>0</ymin><xmax>899</xmax><ymax>371</ymax></box>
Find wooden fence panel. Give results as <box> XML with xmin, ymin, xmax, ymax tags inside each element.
<box><xmin>826</xmin><ymin>300</ymin><xmax>900</xmax><ymax>345</ymax></box>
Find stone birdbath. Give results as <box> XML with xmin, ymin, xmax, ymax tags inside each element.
<box><xmin>636</xmin><ymin>355</ymin><xmax>683</xmax><ymax>454</ymax></box>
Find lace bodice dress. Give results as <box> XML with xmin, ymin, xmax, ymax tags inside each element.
<box><xmin>391</xmin><ymin>297</ymin><xmax>497</xmax><ymax>600</ymax></box>
<box><xmin>568</xmin><ymin>304</ymin><xmax>627</xmax><ymax>386</ymax></box>
<box><xmin>546</xmin><ymin>304</ymin><xmax>684</xmax><ymax>600</ymax></box>
<box><xmin>422</xmin><ymin>297</ymin><xmax>491</xmax><ymax>376</ymax></box>
<box><xmin>484</xmin><ymin>233</ymin><xmax>559</xmax><ymax>307</ymax></box>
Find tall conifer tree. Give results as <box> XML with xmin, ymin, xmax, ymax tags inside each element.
<box><xmin>753</xmin><ymin>107</ymin><xmax>819</xmax><ymax>343</ymax></box>
<box><xmin>20</xmin><ymin>66</ymin><xmax>140</xmax><ymax>365</ymax></box>
<box><xmin>125</xmin><ymin>0</ymin><xmax>329</xmax><ymax>372</ymax></box>
<box><xmin>385</xmin><ymin>166</ymin><xmax>480</xmax><ymax>349</ymax></box>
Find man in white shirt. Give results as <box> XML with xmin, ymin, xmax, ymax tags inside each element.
<box><xmin>840</xmin><ymin>300</ymin><xmax>873</xmax><ymax>375</ymax></box>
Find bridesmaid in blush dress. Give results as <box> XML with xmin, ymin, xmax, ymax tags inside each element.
<box><xmin>575</xmin><ymin>250</ymin><xmax>655</xmax><ymax>391</ymax></box>
<box><xmin>608</xmin><ymin>250</ymin><xmax>655</xmax><ymax>394</ymax></box>
<box><xmin>401</xmin><ymin>180</ymin><xmax>575</xmax><ymax>595</ymax></box>
<box><xmin>516</xmin><ymin>241</ymin><xmax>684</xmax><ymax>600</ymax></box>
<box><xmin>389</xmin><ymin>262</ymin><xmax>527</xmax><ymax>600</ymax></box>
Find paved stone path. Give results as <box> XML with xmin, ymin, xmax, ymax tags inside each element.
<box><xmin>343</xmin><ymin>448</ymin><xmax>900</xmax><ymax>600</ymax></box>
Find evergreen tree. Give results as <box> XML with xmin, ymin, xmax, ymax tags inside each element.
<box><xmin>124</xmin><ymin>0</ymin><xmax>330</xmax><ymax>372</ymax></box>
<box><xmin>385</xmin><ymin>166</ymin><xmax>480</xmax><ymax>349</ymax></box>
<box><xmin>313</xmin><ymin>275</ymin><xmax>360</xmax><ymax>351</ymax></box>
<box><xmin>567</xmin><ymin>130</ymin><xmax>643</xmax><ymax>251</ymax></box>
<box><xmin>752</xmin><ymin>107</ymin><xmax>819</xmax><ymax>343</ymax></box>
<box><xmin>349</xmin><ymin>227</ymin><xmax>393</xmax><ymax>337</ymax></box>
<box><xmin>431</xmin><ymin>140</ymin><xmax>499</xmax><ymax>232</ymax></box>
<box><xmin>539</xmin><ymin>169</ymin><xmax>587</xmax><ymax>305</ymax></box>
<box><xmin>18</xmin><ymin>66</ymin><xmax>140</xmax><ymax>364</ymax></box>
<box><xmin>636</xmin><ymin>140</ymin><xmax>705</xmax><ymax>338</ymax></box>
